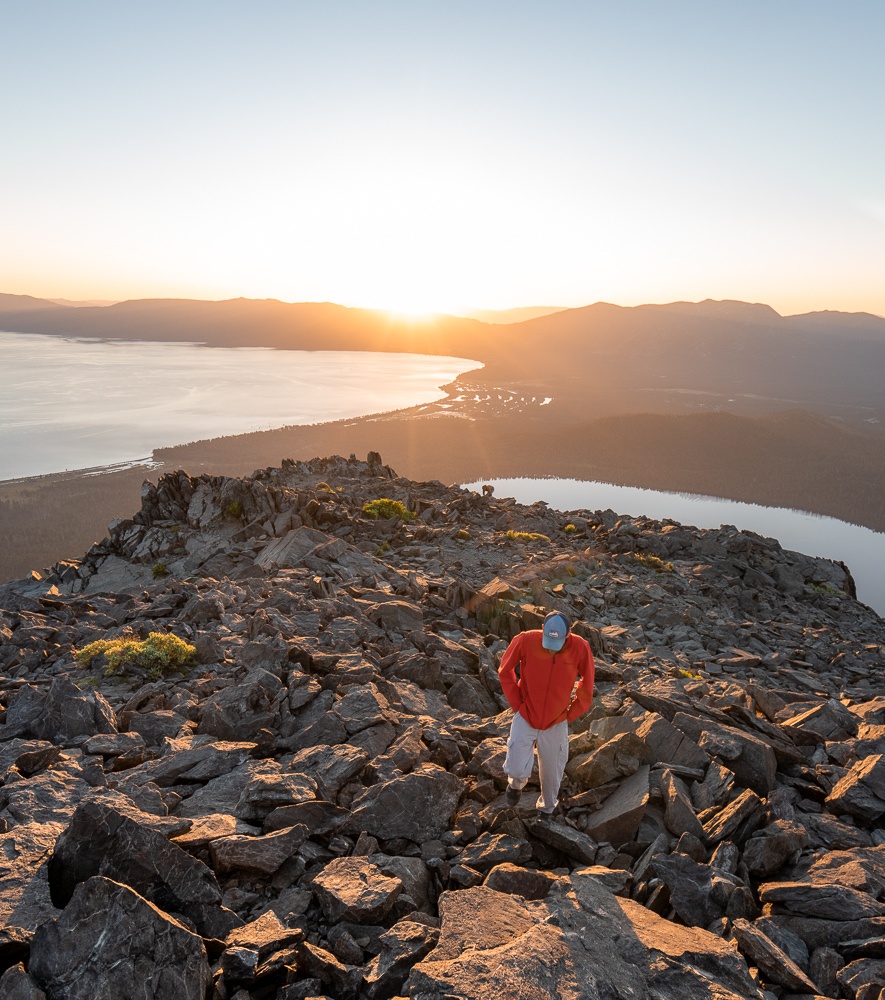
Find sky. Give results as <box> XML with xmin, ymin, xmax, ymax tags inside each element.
<box><xmin>2</xmin><ymin>1</ymin><xmax>884</xmax><ymax>317</ymax></box>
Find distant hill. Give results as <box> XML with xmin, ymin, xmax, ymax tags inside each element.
<box><xmin>47</xmin><ymin>297</ymin><xmax>119</xmax><ymax>307</ymax></box>
<box><xmin>1</xmin><ymin>293</ymin><xmax>883</xmax><ymax>424</ymax></box>
<box><xmin>0</xmin><ymin>293</ymin><xmax>67</xmax><ymax>312</ymax></box>
<box><xmin>463</xmin><ymin>305</ymin><xmax>567</xmax><ymax>324</ymax></box>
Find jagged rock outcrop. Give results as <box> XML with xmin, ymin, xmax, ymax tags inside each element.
<box><xmin>1</xmin><ymin>453</ymin><xmax>884</xmax><ymax>998</ymax></box>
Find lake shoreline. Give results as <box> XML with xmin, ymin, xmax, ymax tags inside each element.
<box><xmin>2</xmin><ymin>378</ymin><xmax>884</xmax><ymax>586</ymax></box>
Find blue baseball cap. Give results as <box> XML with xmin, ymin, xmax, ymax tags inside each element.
<box><xmin>542</xmin><ymin>611</ymin><xmax>571</xmax><ymax>651</ymax></box>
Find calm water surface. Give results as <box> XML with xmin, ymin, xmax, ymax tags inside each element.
<box><xmin>462</xmin><ymin>477</ymin><xmax>885</xmax><ymax>617</ymax></box>
<box><xmin>0</xmin><ymin>332</ymin><xmax>478</xmax><ymax>480</ymax></box>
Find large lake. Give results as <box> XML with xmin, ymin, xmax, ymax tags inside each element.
<box><xmin>0</xmin><ymin>332</ymin><xmax>477</xmax><ymax>480</ymax></box>
<box><xmin>462</xmin><ymin>477</ymin><xmax>885</xmax><ymax>617</ymax></box>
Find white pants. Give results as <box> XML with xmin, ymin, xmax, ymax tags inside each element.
<box><xmin>503</xmin><ymin>712</ymin><xmax>569</xmax><ymax>813</ymax></box>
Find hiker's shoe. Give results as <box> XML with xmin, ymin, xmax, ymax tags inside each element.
<box><xmin>505</xmin><ymin>785</ymin><xmax>521</xmax><ymax>807</ymax></box>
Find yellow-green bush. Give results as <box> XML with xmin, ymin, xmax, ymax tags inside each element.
<box><xmin>75</xmin><ymin>632</ymin><xmax>196</xmax><ymax>678</ymax></box>
<box><xmin>362</xmin><ymin>498</ymin><xmax>415</xmax><ymax>521</ymax></box>
<box><xmin>564</xmin><ymin>523</ymin><xmax>578</xmax><ymax>534</ymax></box>
<box><xmin>503</xmin><ymin>529</ymin><xmax>551</xmax><ymax>543</ymax></box>
<box><xmin>630</xmin><ymin>553</ymin><xmax>674</xmax><ymax>573</ymax></box>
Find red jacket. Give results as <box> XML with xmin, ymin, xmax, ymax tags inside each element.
<box><xmin>498</xmin><ymin>630</ymin><xmax>595</xmax><ymax>730</ymax></box>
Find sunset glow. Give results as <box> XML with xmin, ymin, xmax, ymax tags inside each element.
<box><xmin>1</xmin><ymin>2</ymin><xmax>883</xmax><ymax>317</ymax></box>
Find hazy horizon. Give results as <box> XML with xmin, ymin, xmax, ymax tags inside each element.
<box><xmin>2</xmin><ymin>3</ymin><xmax>883</xmax><ymax>318</ymax></box>
<box><xmin>4</xmin><ymin>290</ymin><xmax>884</xmax><ymax>324</ymax></box>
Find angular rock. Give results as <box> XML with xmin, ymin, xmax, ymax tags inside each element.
<box><xmin>210</xmin><ymin>824</ymin><xmax>309</xmax><ymax>875</ymax></box>
<box><xmin>826</xmin><ymin>755</ymin><xmax>885</xmax><ymax>822</ymax></box>
<box><xmin>702</xmin><ymin>787</ymin><xmax>764</xmax><ymax>845</ymax></box>
<box><xmin>48</xmin><ymin>790</ymin><xmax>221</xmax><ymax>935</ymax></box>
<box><xmin>759</xmin><ymin>880</ymin><xmax>885</xmax><ymax>920</ymax></box>
<box><xmin>364</xmin><ymin>919</ymin><xmax>440</xmax><ymax>999</ymax></box>
<box><xmin>566</xmin><ymin>731</ymin><xmax>652</xmax><ymax>789</ymax></box>
<box><xmin>0</xmin><ymin>964</ymin><xmax>46</xmax><ymax>1000</ymax></box>
<box><xmin>197</xmin><ymin>669</ymin><xmax>283</xmax><ymax>741</ymax></box>
<box><xmin>524</xmin><ymin>816</ymin><xmax>598</xmax><ymax>865</ymax></box>
<box><xmin>288</xmin><ymin>743</ymin><xmax>369</xmax><ymax>800</ymax></box>
<box><xmin>264</xmin><ymin>799</ymin><xmax>351</xmax><ymax>834</ymax></box>
<box><xmin>459</xmin><ymin>833</ymin><xmax>533</xmax><ymax>873</ymax></box>
<box><xmin>743</xmin><ymin>818</ymin><xmax>808</xmax><ymax>877</ymax></box>
<box><xmin>672</xmin><ymin>711</ymin><xmax>777</xmax><ymax>795</ymax></box>
<box><xmin>311</xmin><ymin>857</ymin><xmax>402</xmax><ymax>923</ymax></box>
<box><xmin>447</xmin><ymin>675</ymin><xmax>499</xmax><ymax>717</ymax></box>
<box><xmin>334</xmin><ymin>683</ymin><xmax>391</xmax><ymax>734</ymax></box>
<box><xmin>127</xmin><ymin>738</ymin><xmax>258</xmax><ymax>788</ymax></box>
<box><xmin>636</xmin><ymin>712</ymin><xmax>710</xmax><ymax>772</ymax></box>
<box><xmin>405</xmin><ymin>877</ymin><xmax>767</xmax><ymax>999</ymax></box>
<box><xmin>29</xmin><ymin>876</ymin><xmax>210</xmax><ymax>1000</ymax></box>
<box><xmin>660</xmin><ymin>767</ymin><xmax>703</xmax><ymax>839</ymax></box>
<box><xmin>234</xmin><ymin>770</ymin><xmax>317</xmax><ymax>822</ymax></box>
<box><xmin>731</xmin><ymin>917</ymin><xmax>819</xmax><ymax>992</ymax></box>
<box><xmin>781</xmin><ymin>698</ymin><xmax>859</xmax><ymax>742</ymax></box>
<box><xmin>0</xmin><ymin>822</ymin><xmax>64</xmax><ymax>932</ymax></box>
<box><xmin>651</xmin><ymin>852</ymin><xmax>744</xmax><ymax>928</ymax></box>
<box><xmin>348</xmin><ymin>764</ymin><xmax>464</xmax><ymax>842</ymax></box>
<box><xmin>484</xmin><ymin>863</ymin><xmax>559</xmax><ymax>900</ymax></box>
<box><xmin>584</xmin><ymin>765</ymin><xmax>650</xmax><ymax>846</ymax></box>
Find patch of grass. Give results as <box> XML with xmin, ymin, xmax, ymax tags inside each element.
<box><xmin>503</xmin><ymin>529</ymin><xmax>551</xmax><ymax>544</ymax></box>
<box><xmin>75</xmin><ymin>632</ymin><xmax>196</xmax><ymax>679</ymax></box>
<box><xmin>808</xmin><ymin>582</ymin><xmax>839</xmax><ymax>596</ymax></box>
<box><xmin>225</xmin><ymin>499</ymin><xmax>244</xmax><ymax>519</ymax></box>
<box><xmin>373</xmin><ymin>541</ymin><xmax>392</xmax><ymax>556</ymax></box>
<box><xmin>152</xmin><ymin>561</ymin><xmax>169</xmax><ymax>579</ymax></box>
<box><xmin>563</xmin><ymin>523</ymin><xmax>578</xmax><ymax>534</ymax></box>
<box><xmin>629</xmin><ymin>553</ymin><xmax>674</xmax><ymax>573</ymax></box>
<box><xmin>363</xmin><ymin>498</ymin><xmax>415</xmax><ymax>521</ymax></box>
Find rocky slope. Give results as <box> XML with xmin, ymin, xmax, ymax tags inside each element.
<box><xmin>1</xmin><ymin>453</ymin><xmax>884</xmax><ymax>999</ymax></box>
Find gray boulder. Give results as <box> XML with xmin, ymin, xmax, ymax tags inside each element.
<box><xmin>29</xmin><ymin>876</ymin><xmax>210</xmax><ymax>1000</ymax></box>
<box><xmin>348</xmin><ymin>764</ymin><xmax>464</xmax><ymax>841</ymax></box>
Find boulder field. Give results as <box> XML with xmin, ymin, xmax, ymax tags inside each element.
<box><xmin>1</xmin><ymin>452</ymin><xmax>884</xmax><ymax>1000</ymax></box>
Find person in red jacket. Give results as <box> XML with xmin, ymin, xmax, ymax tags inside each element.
<box><xmin>497</xmin><ymin>610</ymin><xmax>595</xmax><ymax>814</ymax></box>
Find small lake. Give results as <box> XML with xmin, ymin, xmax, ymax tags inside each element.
<box><xmin>0</xmin><ymin>332</ymin><xmax>478</xmax><ymax>480</ymax></box>
<box><xmin>462</xmin><ymin>477</ymin><xmax>885</xmax><ymax>617</ymax></box>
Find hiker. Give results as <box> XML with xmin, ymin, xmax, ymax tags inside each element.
<box><xmin>497</xmin><ymin>610</ymin><xmax>595</xmax><ymax>814</ymax></box>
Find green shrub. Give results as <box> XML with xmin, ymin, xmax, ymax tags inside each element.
<box><xmin>362</xmin><ymin>498</ymin><xmax>415</xmax><ymax>521</ymax></box>
<box><xmin>225</xmin><ymin>499</ymin><xmax>244</xmax><ymax>518</ymax></box>
<box><xmin>152</xmin><ymin>561</ymin><xmax>169</xmax><ymax>578</ymax></box>
<box><xmin>373</xmin><ymin>541</ymin><xmax>392</xmax><ymax>556</ymax></box>
<box><xmin>75</xmin><ymin>632</ymin><xmax>196</xmax><ymax>679</ymax></box>
<box><xmin>564</xmin><ymin>523</ymin><xmax>578</xmax><ymax>534</ymax></box>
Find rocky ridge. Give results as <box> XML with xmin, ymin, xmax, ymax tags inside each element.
<box><xmin>1</xmin><ymin>452</ymin><xmax>884</xmax><ymax>1000</ymax></box>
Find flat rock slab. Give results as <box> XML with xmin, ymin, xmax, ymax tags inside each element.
<box><xmin>759</xmin><ymin>880</ymin><xmax>885</xmax><ymax>921</ymax></box>
<box><xmin>524</xmin><ymin>817</ymin><xmax>598</xmax><ymax>865</ymax></box>
<box><xmin>312</xmin><ymin>856</ymin><xmax>403</xmax><ymax>923</ymax></box>
<box><xmin>210</xmin><ymin>823</ymin><xmax>308</xmax><ymax>874</ymax></box>
<box><xmin>584</xmin><ymin>764</ymin><xmax>650</xmax><ymax>846</ymax></box>
<box><xmin>484</xmin><ymin>863</ymin><xmax>561</xmax><ymax>900</ymax></box>
<box><xmin>29</xmin><ymin>876</ymin><xmax>209</xmax><ymax>1000</ymax></box>
<box><xmin>405</xmin><ymin>876</ymin><xmax>767</xmax><ymax>999</ymax></box>
<box><xmin>129</xmin><ymin>739</ymin><xmax>258</xmax><ymax>788</ymax></box>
